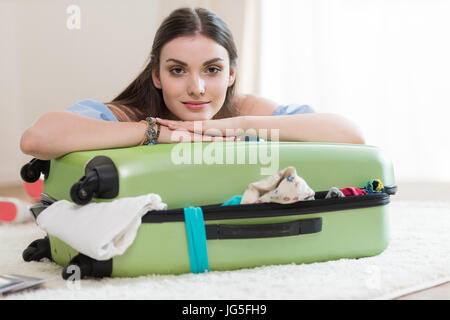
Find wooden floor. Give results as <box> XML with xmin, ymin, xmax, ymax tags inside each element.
<box><xmin>1</xmin><ymin>182</ymin><xmax>449</xmax><ymax>300</ymax></box>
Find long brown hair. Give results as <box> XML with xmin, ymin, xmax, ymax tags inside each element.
<box><xmin>104</xmin><ymin>7</ymin><xmax>238</xmax><ymax>121</ymax></box>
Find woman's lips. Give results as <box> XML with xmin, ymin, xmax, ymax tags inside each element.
<box><xmin>183</xmin><ymin>102</ymin><xmax>209</xmax><ymax>110</ymax></box>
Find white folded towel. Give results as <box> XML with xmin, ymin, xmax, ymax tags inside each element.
<box><xmin>36</xmin><ymin>194</ymin><xmax>167</xmax><ymax>261</ymax></box>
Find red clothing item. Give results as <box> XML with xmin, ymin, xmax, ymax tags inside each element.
<box><xmin>23</xmin><ymin>179</ymin><xmax>44</xmax><ymax>200</ymax></box>
<box><xmin>340</xmin><ymin>187</ymin><xmax>367</xmax><ymax>196</ymax></box>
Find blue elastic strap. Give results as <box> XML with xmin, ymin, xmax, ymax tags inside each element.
<box><xmin>183</xmin><ymin>206</ymin><xmax>210</xmax><ymax>273</ymax></box>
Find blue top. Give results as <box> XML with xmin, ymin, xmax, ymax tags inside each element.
<box><xmin>65</xmin><ymin>99</ymin><xmax>119</xmax><ymax>122</ymax></box>
<box><xmin>65</xmin><ymin>99</ymin><xmax>315</xmax><ymax>121</ymax></box>
<box><xmin>272</xmin><ymin>104</ymin><xmax>315</xmax><ymax>116</ymax></box>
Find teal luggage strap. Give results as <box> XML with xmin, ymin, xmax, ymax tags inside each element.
<box><xmin>183</xmin><ymin>206</ymin><xmax>210</xmax><ymax>273</ymax></box>
<box><xmin>183</xmin><ymin>196</ymin><xmax>242</xmax><ymax>273</ymax></box>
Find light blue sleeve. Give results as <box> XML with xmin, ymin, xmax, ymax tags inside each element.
<box><xmin>245</xmin><ymin>104</ymin><xmax>315</xmax><ymax>141</ymax></box>
<box><xmin>272</xmin><ymin>104</ymin><xmax>315</xmax><ymax>116</ymax></box>
<box><xmin>65</xmin><ymin>99</ymin><xmax>119</xmax><ymax>122</ymax></box>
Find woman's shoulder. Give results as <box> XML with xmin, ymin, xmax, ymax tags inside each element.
<box><xmin>65</xmin><ymin>99</ymin><xmax>145</xmax><ymax>122</ymax></box>
<box><xmin>232</xmin><ymin>94</ymin><xmax>315</xmax><ymax>117</ymax></box>
<box><xmin>232</xmin><ymin>94</ymin><xmax>279</xmax><ymax>116</ymax></box>
<box><xmin>65</xmin><ymin>99</ymin><xmax>119</xmax><ymax>121</ymax></box>
<box><xmin>272</xmin><ymin>104</ymin><xmax>315</xmax><ymax>116</ymax></box>
<box><xmin>104</xmin><ymin>103</ymin><xmax>142</xmax><ymax>122</ymax></box>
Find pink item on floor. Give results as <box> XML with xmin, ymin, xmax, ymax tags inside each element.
<box><xmin>0</xmin><ymin>201</ymin><xmax>17</xmax><ymax>222</ymax></box>
<box><xmin>0</xmin><ymin>198</ymin><xmax>33</xmax><ymax>223</ymax></box>
<box><xmin>23</xmin><ymin>179</ymin><xmax>44</xmax><ymax>200</ymax></box>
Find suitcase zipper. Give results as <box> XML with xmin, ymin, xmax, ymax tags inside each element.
<box><xmin>142</xmin><ymin>192</ymin><xmax>390</xmax><ymax>223</ymax></box>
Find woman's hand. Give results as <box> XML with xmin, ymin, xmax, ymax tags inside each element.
<box><xmin>155</xmin><ymin>116</ymin><xmax>247</xmax><ymax>139</ymax></box>
<box><xmin>156</xmin><ymin>123</ymin><xmax>240</xmax><ymax>144</ymax></box>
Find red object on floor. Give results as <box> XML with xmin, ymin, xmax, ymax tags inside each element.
<box><xmin>23</xmin><ymin>179</ymin><xmax>44</xmax><ymax>200</ymax></box>
<box><xmin>340</xmin><ymin>187</ymin><xmax>367</xmax><ymax>196</ymax></box>
<box><xmin>0</xmin><ymin>201</ymin><xmax>17</xmax><ymax>222</ymax></box>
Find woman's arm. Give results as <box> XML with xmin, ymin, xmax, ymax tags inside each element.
<box><xmin>244</xmin><ymin>113</ymin><xmax>366</xmax><ymax>144</ymax></box>
<box><xmin>240</xmin><ymin>94</ymin><xmax>364</xmax><ymax>144</ymax></box>
<box><xmin>20</xmin><ymin>111</ymin><xmax>238</xmax><ymax>160</ymax></box>
<box><xmin>158</xmin><ymin>94</ymin><xmax>366</xmax><ymax>144</ymax></box>
<box><xmin>20</xmin><ymin>111</ymin><xmax>147</xmax><ymax>160</ymax></box>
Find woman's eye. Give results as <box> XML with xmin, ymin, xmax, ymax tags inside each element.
<box><xmin>170</xmin><ymin>66</ymin><xmax>221</xmax><ymax>75</ymax></box>
<box><xmin>170</xmin><ymin>67</ymin><xmax>184</xmax><ymax>75</ymax></box>
<box><xmin>207</xmin><ymin>67</ymin><xmax>221</xmax><ymax>74</ymax></box>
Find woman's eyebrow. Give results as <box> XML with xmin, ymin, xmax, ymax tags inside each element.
<box><xmin>165</xmin><ymin>57</ymin><xmax>223</xmax><ymax>66</ymax></box>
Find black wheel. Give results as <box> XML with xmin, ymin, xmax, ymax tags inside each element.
<box><xmin>61</xmin><ymin>254</ymin><xmax>112</xmax><ymax>280</ymax></box>
<box><xmin>70</xmin><ymin>181</ymin><xmax>93</xmax><ymax>205</ymax></box>
<box><xmin>22</xmin><ymin>237</ymin><xmax>51</xmax><ymax>262</ymax></box>
<box><xmin>20</xmin><ymin>163</ymin><xmax>40</xmax><ymax>183</ymax></box>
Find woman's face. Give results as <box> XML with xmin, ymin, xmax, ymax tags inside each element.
<box><xmin>152</xmin><ymin>34</ymin><xmax>236</xmax><ymax>121</ymax></box>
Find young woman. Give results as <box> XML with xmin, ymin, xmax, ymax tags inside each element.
<box><xmin>20</xmin><ymin>7</ymin><xmax>365</xmax><ymax>161</ymax></box>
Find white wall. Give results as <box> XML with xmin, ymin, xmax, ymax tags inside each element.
<box><xmin>0</xmin><ymin>0</ymin><xmax>248</xmax><ymax>185</ymax></box>
<box><xmin>260</xmin><ymin>0</ymin><xmax>450</xmax><ymax>183</ymax></box>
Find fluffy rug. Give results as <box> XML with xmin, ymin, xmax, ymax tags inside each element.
<box><xmin>2</xmin><ymin>200</ymin><xmax>449</xmax><ymax>300</ymax></box>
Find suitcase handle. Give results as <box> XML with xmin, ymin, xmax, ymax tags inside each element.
<box><xmin>205</xmin><ymin>217</ymin><xmax>322</xmax><ymax>240</ymax></box>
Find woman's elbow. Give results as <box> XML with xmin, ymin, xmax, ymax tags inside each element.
<box><xmin>339</xmin><ymin>128</ymin><xmax>365</xmax><ymax>145</ymax></box>
<box><xmin>20</xmin><ymin>131</ymin><xmax>34</xmax><ymax>155</ymax></box>
<box><xmin>350</xmin><ymin>122</ymin><xmax>366</xmax><ymax>145</ymax></box>
<box><xmin>346</xmin><ymin>128</ymin><xmax>366</xmax><ymax>145</ymax></box>
<box><xmin>20</xmin><ymin>127</ymin><xmax>49</xmax><ymax>158</ymax></box>
<box><xmin>19</xmin><ymin>112</ymin><xmax>60</xmax><ymax>159</ymax></box>
<box><xmin>349</xmin><ymin>135</ymin><xmax>365</xmax><ymax>145</ymax></box>
<box><xmin>332</xmin><ymin>114</ymin><xmax>366</xmax><ymax>145</ymax></box>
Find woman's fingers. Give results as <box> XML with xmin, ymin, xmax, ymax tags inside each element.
<box><xmin>167</xmin><ymin>128</ymin><xmax>239</xmax><ymax>143</ymax></box>
<box><xmin>156</xmin><ymin>118</ymin><xmax>192</xmax><ymax>131</ymax></box>
<box><xmin>155</xmin><ymin>118</ymin><xmax>170</xmax><ymax>126</ymax></box>
<box><xmin>193</xmin><ymin>132</ymin><xmax>236</xmax><ymax>142</ymax></box>
<box><xmin>199</xmin><ymin>134</ymin><xmax>238</xmax><ymax>142</ymax></box>
<box><xmin>156</xmin><ymin>118</ymin><xmax>214</xmax><ymax>135</ymax></box>
<box><xmin>156</xmin><ymin>117</ymin><xmax>242</xmax><ymax>138</ymax></box>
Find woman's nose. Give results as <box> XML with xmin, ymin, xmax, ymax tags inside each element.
<box><xmin>187</xmin><ymin>75</ymin><xmax>206</xmax><ymax>96</ymax></box>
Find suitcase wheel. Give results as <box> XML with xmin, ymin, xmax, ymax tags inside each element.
<box><xmin>22</xmin><ymin>237</ymin><xmax>52</xmax><ymax>262</ymax></box>
<box><xmin>62</xmin><ymin>254</ymin><xmax>112</xmax><ymax>280</ymax></box>
<box><xmin>69</xmin><ymin>156</ymin><xmax>119</xmax><ymax>205</ymax></box>
<box><xmin>70</xmin><ymin>181</ymin><xmax>94</xmax><ymax>205</ymax></box>
<box><xmin>20</xmin><ymin>159</ymin><xmax>50</xmax><ymax>183</ymax></box>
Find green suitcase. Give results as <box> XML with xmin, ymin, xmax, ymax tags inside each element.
<box><xmin>21</xmin><ymin>142</ymin><xmax>396</xmax><ymax>278</ymax></box>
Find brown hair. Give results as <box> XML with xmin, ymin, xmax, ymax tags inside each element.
<box><xmin>104</xmin><ymin>7</ymin><xmax>238</xmax><ymax>121</ymax></box>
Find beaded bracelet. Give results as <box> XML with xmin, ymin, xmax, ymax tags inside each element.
<box><xmin>139</xmin><ymin>117</ymin><xmax>161</xmax><ymax>145</ymax></box>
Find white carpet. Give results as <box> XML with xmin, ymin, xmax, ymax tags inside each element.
<box><xmin>1</xmin><ymin>200</ymin><xmax>450</xmax><ymax>300</ymax></box>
